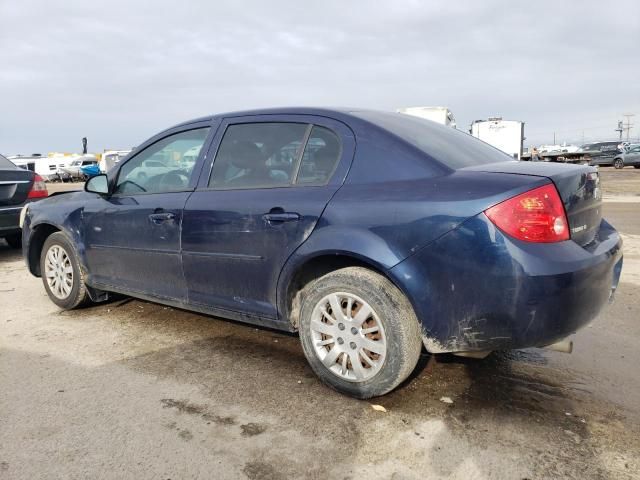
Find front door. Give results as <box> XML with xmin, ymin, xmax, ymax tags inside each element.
<box><xmin>84</xmin><ymin>126</ymin><xmax>212</xmax><ymax>300</ymax></box>
<box><xmin>181</xmin><ymin>116</ymin><xmax>354</xmax><ymax>321</ymax></box>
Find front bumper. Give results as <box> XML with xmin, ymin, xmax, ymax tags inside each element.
<box><xmin>389</xmin><ymin>214</ymin><xmax>623</xmax><ymax>353</ymax></box>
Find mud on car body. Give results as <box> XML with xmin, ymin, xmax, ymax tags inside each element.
<box><xmin>22</xmin><ymin>108</ymin><xmax>623</xmax><ymax>398</ymax></box>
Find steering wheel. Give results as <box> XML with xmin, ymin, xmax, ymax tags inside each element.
<box><xmin>158</xmin><ymin>171</ymin><xmax>189</xmax><ymax>191</ymax></box>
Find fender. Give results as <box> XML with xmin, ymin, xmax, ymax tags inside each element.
<box><xmin>276</xmin><ymin>225</ymin><xmax>407</xmax><ymax>323</ymax></box>
<box><xmin>23</xmin><ymin>192</ymin><xmax>91</xmax><ymax>277</ymax></box>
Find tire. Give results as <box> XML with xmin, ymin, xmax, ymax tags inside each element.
<box><xmin>298</xmin><ymin>267</ymin><xmax>422</xmax><ymax>398</ymax></box>
<box><xmin>4</xmin><ymin>233</ymin><xmax>22</xmax><ymax>249</ymax></box>
<box><xmin>39</xmin><ymin>232</ymin><xmax>91</xmax><ymax>309</ymax></box>
<box><xmin>614</xmin><ymin>158</ymin><xmax>624</xmax><ymax>169</ymax></box>
<box><xmin>634</xmin><ymin>166</ymin><xmax>640</xmax><ymax>169</ymax></box>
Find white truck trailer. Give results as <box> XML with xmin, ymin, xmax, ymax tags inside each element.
<box><xmin>397</xmin><ymin>106</ymin><xmax>457</xmax><ymax>128</ymax></box>
<box><xmin>470</xmin><ymin>118</ymin><xmax>525</xmax><ymax>159</ymax></box>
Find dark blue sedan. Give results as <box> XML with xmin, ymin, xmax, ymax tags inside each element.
<box><xmin>21</xmin><ymin>108</ymin><xmax>623</xmax><ymax>398</ymax></box>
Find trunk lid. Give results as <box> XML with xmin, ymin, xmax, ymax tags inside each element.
<box><xmin>0</xmin><ymin>160</ymin><xmax>35</xmax><ymax>207</ymax></box>
<box><xmin>463</xmin><ymin>161</ymin><xmax>602</xmax><ymax>246</ymax></box>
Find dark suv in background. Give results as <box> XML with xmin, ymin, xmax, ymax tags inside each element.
<box><xmin>0</xmin><ymin>153</ymin><xmax>48</xmax><ymax>248</ymax></box>
<box><xmin>579</xmin><ymin>141</ymin><xmax>623</xmax><ymax>167</ymax></box>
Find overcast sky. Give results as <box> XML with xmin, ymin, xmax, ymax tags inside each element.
<box><xmin>1</xmin><ymin>0</ymin><xmax>639</xmax><ymax>154</ymax></box>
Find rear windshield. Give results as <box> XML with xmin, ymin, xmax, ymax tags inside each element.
<box><xmin>353</xmin><ymin>111</ymin><xmax>513</xmax><ymax>169</ymax></box>
<box><xmin>0</xmin><ymin>154</ymin><xmax>17</xmax><ymax>169</ymax></box>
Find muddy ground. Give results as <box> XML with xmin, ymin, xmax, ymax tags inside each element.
<box><xmin>1</xmin><ymin>168</ymin><xmax>639</xmax><ymax>479</ymax></box>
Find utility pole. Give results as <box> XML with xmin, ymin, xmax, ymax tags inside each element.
<box><xmin>616</xmin><ymin>121</ymin><xmax>624</xmax><ymax>140</ymax></box>
<box><xmin>622</xmin><ymin>114</ymin><xmax>635</xmax><ymax>142</ymax></box>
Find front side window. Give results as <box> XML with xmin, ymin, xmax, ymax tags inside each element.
<box><xmin>296</xmin><ymin>126</ymin><xmax>341</xmax><ymax>185</ymax></box>
<box><xmin>209</xmin><ymin>123</ymin><xmax>308</xmax><ymax>189</ymax></box>
<box><xmin>115</xmin><ymin>128</ymin><xmax>209</xmax><ymax>194</ymax></box>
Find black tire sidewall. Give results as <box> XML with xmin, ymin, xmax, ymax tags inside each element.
<box><xmin>298</xmin><ymin>268</ymin><xmax>421</xmax><ymax>398</ymax></box>
<box><xmin>40</xmin><ymin>232</ymin><xmax>86</xmax><ymax>309</ymax></box>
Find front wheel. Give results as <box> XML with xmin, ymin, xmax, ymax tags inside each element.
<box><xmin>298</xmin><ymin>267</ymin><xmax>422</xmax><ymax>398</ymax></box>
<box><xmin>40</xmin><ymin>232</ymin><xmax>91</xmax><ymax>309</ymax></box>
<box><xmin>614</xmin><ymin>158</ymin><xmax>624</xmax><ymax>169</ymax></box>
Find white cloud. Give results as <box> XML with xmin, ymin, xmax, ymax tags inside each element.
<box><xmin>1</xmin><ymin>0</ymin><xmax>639</xmax><ymax>153</ymax></box>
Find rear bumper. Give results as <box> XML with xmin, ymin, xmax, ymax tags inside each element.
<box><xmin>0</xmin><ymin>205</ymin><xmax>24</xmax><ymax>236</ymax></box>
<box><xmin>389</xmin><ymin>214</ymin><xmax>623</xmax><ymax>353</ymax></box>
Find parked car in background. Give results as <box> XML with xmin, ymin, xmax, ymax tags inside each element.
<box><xmin>613</xmin><ymin>144</ymin><xmax>640</xmax><ymax>169</ymax></box>
<box><xmin>21</xmin><ymin>108</ymin><xmax>622</xmax><ymax>398</ymax></box>
<box><xmin>1</xmin><ymin>153</ymin><xmax>47</xmax><ymax>248</ymax></box>
<box><xmin>59</xmin><ymin>156</ymin><xmax>99</xmax><ymax>181</ymax></box>
<box><xmin>579</xmin><ymin>141</ymin><xmax>623</xmax><ymax>166</ymax></box>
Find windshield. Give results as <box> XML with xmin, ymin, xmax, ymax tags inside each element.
<box><xmin>353</xmin><ymin>111</ymin><xmax>514</xmax><ymax>169</ymax></box>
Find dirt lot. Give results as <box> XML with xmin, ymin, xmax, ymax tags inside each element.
<box><xmin>1</xmin><ymin>168</ymin><xmax>640</xmax><ymax>479</ymax></box>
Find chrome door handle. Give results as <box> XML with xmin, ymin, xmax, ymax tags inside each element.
<box><xmin>148</xmin><ymin>212</ymin><xmax>176</xmax><ymax>224</ymax></box>
<box><xmin>262</xmin><ymin>212</ymin><xmax>300</xmax><ymax>223</ymax></box>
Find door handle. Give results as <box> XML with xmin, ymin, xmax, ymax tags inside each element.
<box><xmin>262</xmin><ymin>212</ymin><xmax>300</xmax><ymax>223</ymax></box>
<box><xmin>148</xmin><ymin>212</ymin><xmax>176</xmax><ymax>224</ymax></box>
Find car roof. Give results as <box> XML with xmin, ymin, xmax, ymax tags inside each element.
<box><xmin>170</xmin><ymin>107</ymin><xmax>367</xmax><ymax>129</ymax></box>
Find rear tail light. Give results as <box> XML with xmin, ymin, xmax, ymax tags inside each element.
<box><xmin>485</xmin><ymin>183</ymin><xmax>569</xmax><ymax>243</ymax></box>
<box><xmin>27</xmin><ymin>174</ymin><xmax>48</xmax><ymax>199</ymax></box>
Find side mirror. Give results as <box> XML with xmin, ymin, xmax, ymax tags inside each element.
<box><xmin>85</xmin><ymin>174</ymin><xmax>110</xmax><ymax>195</ymax></box>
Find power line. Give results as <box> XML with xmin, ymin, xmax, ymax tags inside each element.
<box><xmin>623</xmin><ymin>113</ymin><xmax>635</xmax><ymax>142</ymax></box>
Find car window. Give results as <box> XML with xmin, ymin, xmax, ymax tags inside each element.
<box><xmin>296</xmin><ymin>126</ymin><xmax>341</xmax><ymax>185</ymax></box>
<box><xmin>115</xmin><ymin>128</ymin><xmax>209</xmax><ymax>194</ymax></box>
<box><xmin>209</xmin><ymin>122</ymin><xmax>308</xmax><ymax>189</ymax></box>
<box><xmin>353</xmin><ymin>110</ymin><xmax>514</xmax><ymax>169</ymax></box>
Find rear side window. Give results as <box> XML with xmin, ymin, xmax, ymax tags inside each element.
<box><xmin>296</xmin><ymin>126</ymin><xmax>341</xmax><ymax>186</ymax></box>
<box><xmin>209</xmin><ymin>123</ymin><xmax>308</xmax><ymax>189</ymax></box>
<box><xmin>353</xmin><ymin>111</ymin><xmax>513</xmax><ymax>169</ymax></box>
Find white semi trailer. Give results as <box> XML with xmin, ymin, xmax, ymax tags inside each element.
<box><xmin>397</xmin><ymin>106</ymin><xmax>457</xmax><ymax>128</ymax></box>
<box><xmin>470</xmin><ymin>118</ymin><xmax>525</xmax><ymax>159</ymax></box>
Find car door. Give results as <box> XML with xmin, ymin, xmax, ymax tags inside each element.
<box><xmin>83</xmin><ymin>125</ymin><xmax>212</xmax><ymax>300</ymax></box>
<box><xmin>628</xmin><ymin>146</ymin><xmax>640</xmax><ymax>166</ymax></box>
<box><xmin>181</xmin><ymin>115</ymin><xmax>355</xmax><ymax>322</ymax></box>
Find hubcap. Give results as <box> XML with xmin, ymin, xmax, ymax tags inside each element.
<box><xmin>310</xmin><ymin>292</ymin><xmax>387</xmax><ymax>382</ymax></box>
<box><xmin>44</xmin><ymin>245</ymin><xmax>74</xmax><ymax>300</ymax></box>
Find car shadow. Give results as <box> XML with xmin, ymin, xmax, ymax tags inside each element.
<box><xmin>59</xmin><ymin>297</ymin><xmax>625</xmax><ymax>478</ymax></box>
<box><xmin>0</xmin><ymin>240</ymin><xmax>23</xmax><ymax>263</ymax></box>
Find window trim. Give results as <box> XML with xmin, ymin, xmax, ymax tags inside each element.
<box><xmin>112</xmin><ymin>126</ymin><xmax>211</xmax><ymax>197</ymax></box>
<box><xmin>293</xmin><ymin>125</ymin><xmax>343</xmax><ymax>186</ymax></box>
<box><xmin>204</xmin><ymin>121</ymin><xmax>342</xmax><ymax>191</ymax></box>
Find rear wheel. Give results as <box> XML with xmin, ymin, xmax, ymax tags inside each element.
<box><xmin>634</xmin><ymin>165</ymin><xmax>640</xmax><ymax>169</ymax></box>
<box><xmin>4</xmin><ymin>233</ymin><xmax>22</xmax><ymax>249</ymax></box>
<box><xmin>614</xmin><ymin>158</ymin><xmax>624</xmax><ymax>169</ymax></box>
<box><xmin>298</xmin><ymin>267</ymin><xmax>422</xmax><ymax>398</ymax></box>
<box><xmin>40</xmin><ymin>232</ymin><xmax>91</xmax><ymax>309</ymax></box>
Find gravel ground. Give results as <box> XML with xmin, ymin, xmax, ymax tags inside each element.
<box><xmin>1</xmin><ymin>168</ymin><xmax>639</xmax><ymax>479</ymax></box>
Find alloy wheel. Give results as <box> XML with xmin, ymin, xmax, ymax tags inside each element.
<box><xmin>310</xmin><ymin>292</ymin><xmax>387</xmax><ymax>382</ymax></box>
<box><xmin>44</xmin><ymin>245</ymin><xmax>74</xmax><ymax>299</ymax></box>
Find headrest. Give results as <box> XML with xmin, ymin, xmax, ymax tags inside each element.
<box><xmin>221</xmin><ymin>140</ymin><xmax>264</xmax><ymax>169</ymax></box>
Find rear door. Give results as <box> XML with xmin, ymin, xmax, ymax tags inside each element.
<box><xmin>181</xmin><ymin>115</ymin><xmax>355</xmax><ymax>321</ymax></box>
<box><xmin>83</xmin><ymin>125</ymin><xmax>213</xmax><ymax>300</ymax></box>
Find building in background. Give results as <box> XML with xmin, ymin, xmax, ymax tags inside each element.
<box><xmin>396</xmin><ymin>106</ymin><xmax>457</xmax><ymax>128</ymax></box>
<box><xmin>470</xmin><ymin>117</ymin><xmax>525</xmax><ymax>159</ymax></box>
